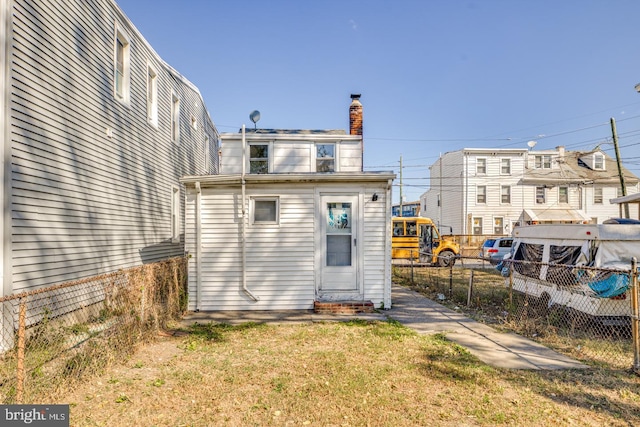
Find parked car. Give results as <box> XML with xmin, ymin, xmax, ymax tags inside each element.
<box><xmin>481</xmin><ymin>237</ymin><xmax>513</xmax><ymax>264</ymax></box>
<box><xmin>603</xmin><ymin>217</ymin><xmax>640</xmax><ymax>224</ymax></box>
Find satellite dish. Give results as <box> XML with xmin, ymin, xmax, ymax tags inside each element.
<box><xmin>249</xmin><ymin>110</ymin><xmax>261</xmax><ymax>124</ymax></box>
<box><xmin>527</xmin><ymin>140</ymin><xmax>537</xmax><ymax>149</ymax></box>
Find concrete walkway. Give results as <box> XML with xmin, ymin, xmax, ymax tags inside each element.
<box><xmin>181</xmin><ymin>284</ymin><xmax>587</xmax><ymax>370</ymax></box>
<box><xmin>385</xmin><ymin>285</ymin><xmax>587</xmax><ymax>370</ymax></box>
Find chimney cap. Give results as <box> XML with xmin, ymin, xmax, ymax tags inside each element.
<box><xmin>350</xmin><ymin>93</ymin><xmax>361</xmax><ymax>100</ymax></box>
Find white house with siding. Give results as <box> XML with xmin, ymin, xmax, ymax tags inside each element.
<box><xmin>181</xmin><ymin>96</ymin><xmax>395</xmax><ymax>311</ymax></box>
<box><xmin>421</xmin><ymin>147</ymin><xmax>639</xmax><ymax>235</ymax></box>
<box><xmin>1</xmin><ymin>0</ymin><xmax>217</xmax><ymax>318</ymax></box>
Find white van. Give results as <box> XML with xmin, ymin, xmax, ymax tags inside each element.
<box><xmin>504</xmin><ymin>224</ymin><xmax>639</xmax><ymax>324</ymax></box>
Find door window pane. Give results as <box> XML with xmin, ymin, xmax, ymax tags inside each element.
<box><xmin>327</xmin><ymin>235</ymin><xmax>351</xmax><ymax>266</ymax></box>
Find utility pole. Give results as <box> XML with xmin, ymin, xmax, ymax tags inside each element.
<box><xmin>611</xmin><ymin>117</ymin><xmax>630</xmax><ymax>218</ymax></box>
<box><xmin>399</xmin><ymin>155</ymin><xmax>403</xmax><ymax>216</ymax></box>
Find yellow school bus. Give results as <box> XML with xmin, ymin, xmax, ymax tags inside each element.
<box><xmin>392</xmin><ymin>217</ymin><xmax>459</xmax><ymax>267</ymax></box>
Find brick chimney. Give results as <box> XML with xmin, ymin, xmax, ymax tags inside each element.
<box><xmin>349</xmin><ymin>94</ymin><xmax>363</xmax><ymax>136</ymax></box>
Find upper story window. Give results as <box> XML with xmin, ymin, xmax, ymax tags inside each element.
<box><xmin>190</xmin><ymin>115</ymin><xmax>198</xmax><ymax>130</ymax></box>
<box><xmin>171</xmin><ymin>93</ymin><xmax>180</xmax><ymax>143</ymax></box>
<box><xmin>501</xmin><ymin>158</ymin><xmax>511</xmax><ymax>175</ymax></box>
<box><xmin>594</xmin><ymin>187</ymin><xmax>603</xmax><ymax>204</ymax></box>
<box><xmin>476</xmin><ymin>158</ymin><xmax>486</xmax><ymax>174</ymax></box>
<box><xmin>593</xmin><ymin>153</ymin><xmax>605</xmax><ymax>170</ymax></box>
<box><xmin>559</xmin><ymin>186</ymin><xmax>568</xmax><ymax>203</ymax></box>
<box><xmin>536</xmin><ymin>186</ymin><xmax>546</xmax><ymax>204</ymax></box>
<box><xmin>114</xmin><ymin>26</ymin><xmax>131</xmax><ymax>104</ymax></box>
<box><xmin>316</xmin><ymin>144</ymin><xmax>335</xmax><ymax>172</ymax></box>
<box><xmin>535</xmin><ymin>155</ymin><xmax>551</xmax><ymax>169</ymax></box>
<box><xmin>476</xmin><ymin>185</ymin><xmax>486</xmax><ymax>204</ymax></box>
<box><xmin>250</xmin><ymin>144</ymin><xmax>269</xmax><ymax>174</ymax></box>
<box><xmin>501</xmin><ymin>185</ymin><xmax>511</xmax><ymax>204</ymax></box>
<box><xmin>146</xmin><ymin>64</ymin><xmax>158</xmax><ymax>127</ymax></box>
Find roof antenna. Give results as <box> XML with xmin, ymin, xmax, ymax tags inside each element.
<box><xmin>249</xmin><ymin>110</ymin><xmax>260</xmax><ymax>130</ymax></box>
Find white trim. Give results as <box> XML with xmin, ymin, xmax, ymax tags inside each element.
<box><xmin>146</xmin><ymin>61</ymin><xmax>158</xmax><ymax>128</ymax></box>
<box><xmin>113</xmin><ymin>23</ymin><xmax>131</xmax><ymax>105</ymax></box>
<box><xmin>171</xmin><ymin>92</ymin><xmax>180</xmax><ymax>144</ymax></box>
<box><xmin>250</xmin><ymin>196</ymin><xmax>280</xmax><ymax>225</ymax></box>
<box><xmin>171</xmin><ymin>185</ymin><xmax>180</xmax><ymax>243</ymax></box>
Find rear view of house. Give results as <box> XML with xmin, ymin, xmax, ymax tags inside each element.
<box><xmin>182</xmin><ymin>95</ymin><xmax>396</xmax><ymax>311</ymax></box>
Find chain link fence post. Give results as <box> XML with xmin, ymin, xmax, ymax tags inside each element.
<box><xmin>16</xmin><ymin>298</ymin><xmax>26</xmax><ymax>404</ymax></box>
<box><xmin>632</xmin><ymin>257</ymin><xmax>640</xmax><ymax>374</ymax></box>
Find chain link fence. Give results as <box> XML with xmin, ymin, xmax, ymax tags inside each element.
<box><xmin>393</xmin><ymin>256</ymin><xmax>640</xmax><ymax>372</ymax></box>
<box><xmin>0</xmin><ymin>256</ymin><xmax>188</xmax><ymax>404</ymax></box>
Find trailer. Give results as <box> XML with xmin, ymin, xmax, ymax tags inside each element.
<box><xmin>503</xmin><ymin>223</ymin><xmax>639</xmax><ymax>324</ymax></box>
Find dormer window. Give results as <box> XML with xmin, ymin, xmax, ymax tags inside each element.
<box><xmin>593</xmin><ymin>153</ymin><xmax>605</xmax><ymax>170</ymax></box>
<box><xmin>316</xmin><ymin>144</ymin><xmax>335</xmax><ymax>172</ymax></box>
<box><xmin>535</xmin><ymin>155</ymin><xmax>551</xmax><ymax>169</ymax></box>
<box><xmin>249</xmin><ymin>144</ymin><xmax>269</xmax><ymax>174</ymax></box>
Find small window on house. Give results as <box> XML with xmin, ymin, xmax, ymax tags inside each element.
<box><xmin>316</xmin><ymin>144</ymin><xmax>335</xmax><ymax>172</ymax></box>
<box><xmin>204</xmin><ymin>135</ymin><xmax>210</xmax><ymax>174</ymax></box>
<box><xmin>594</xmin><ymin>187</ymin><xmax>603</xmax><ymax>204</ymax></box>
<box><xmin>559</xmin><ymin>186</ymin><xmax>568</xmax><ymax>203</ymax></box>
<box><xmin>535</xmin><ymin>155</ymin><xmax>551</xmax><ymax>169</ymax></box>
<box><xmin>252</xmin><ymin>197</ymin><xmax>279</xmax><ymax>224</ymax></box>
<box><xmin>191</xmin><ymin>115</ymin><xmax>198</xmax><ymax>130</ymax></box>
<box><xmin>249</xmin><ymin>144</ymin><xmax>269</xmax><ymax>173</ymax></box>
<box><xmin>477</xmin><ymin>185</ymin><xmax>486</xmax><ymax>204</ymax></box>
<box><xmin>594</xmin><ymin>153</ymin><xmax>605</xmax><ymax>170</ymax></box>
<box><xmin>536</xmin><ymin>186</ymin><xmax>546</xmax><ymax>204</ymax></box>
<box><xmin>171</xmin><ymin>93</ymin><xmax>180</xmax><ymax>143</ymax></box>
<box><xmin>114</xmin><ymin>26</ymin><xmax>131</xmax><ymax>104</ymax></box>
<box><xmin>146</xmin><ymin>64</ymin><xmax>158</xmax><ymax>127</ymax></box>
<box><xmin>501</xmin><ymin>185</ymin><xmax>511</xmax><ymax>204</ymax></box>
<box><xmin>501</xmin><ymin>158</ymin><xmax>511</xmax><ymax>175</ymax></box>
<box><xmin>171</xmin><ymin>186</ymin><xmax>180</xmax><ymax>243</ymax></box>
<box><xmin>476</xmin><ymin>158</ymin><xmax>486</xmax><ymax>174</ymax></box>
<box><xmin>472</xmin><ymin>217</ymin><xmax>483</xmax><ymax>235</ymax></box>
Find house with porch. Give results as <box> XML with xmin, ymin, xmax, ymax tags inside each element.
<box><xmin>421</xmin><ymin>146</ymin><xmax>639</xmax><ymax>235</ymax></box>
<box><xmin>181</xmin><ymin>95</ymin><xmax>396</xmax><ymax>311</ymax></box>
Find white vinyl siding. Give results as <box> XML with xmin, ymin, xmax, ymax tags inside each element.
<box><xmin>7</xmin><ymin>0</ymin><xmax>218</xmax><ymax>293</ymax></box>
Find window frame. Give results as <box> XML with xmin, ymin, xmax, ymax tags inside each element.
<box><xmin>501</xmin><ymin>185</ymin><xmax>511</xmax><ymax>204</ymax></box>
<box><xmin>500</xmin><ymin>158</ymin><xmax>511</xmax><ymax>175</ymax></box>
<box><xmin>114</xmin><ymin>25</ymin><xmax>131</xmax><ymax>105</ymax></box>
<box><xmin>251</xmin><ymin>197</ymin><xmax>279</xmax><ymax>225</ymax></box>
<box><xmin>171</xmin><ymin>92</ymin><xmax>180</xmax><ymax>143</ymax></box>
<box><xmin>249</xmin><ymin>143</ymin><xmax>270</xmax><ymax>174</ymax></box>
<box><xmin>476</xmin><ymin>158</ymin><xmax>487</xmax><ymax>175</ymax></box>
<box><xmin>594</xmin><ymin>187</ymin><xmax>603</xmax><ymax>204</ymax></box>
<box><xmin>146</xmin><ymin>62</ymin><xmax>158</xmax><ymax>127</ymax></box>
<box><xmin>535</xmin><ymin>155</ymin><xmax>551</xmax><ymax>169</ymax></box>
<box><xmin>315</xmin><ymin>143</ymin><xmax>336</xmax><ymax>172</ymax></box>
<box><xmin>536</xmin><ymin>186</ymin><xmax>546</xmax><ymax>204</ymax></box>
<box><xmin>558</xmin><ymin>186</ymin><xmax>568</xmax><ymax>204</ymax></box>
<box><xmin>593</xmin><ymin>153</ymin><xmax>605</xmax><ymax>170</ymax></box>
<box><xmin>171</xmin><ymin>185</ymin><xmax>180</xmax><ymax>243</ymax></box>
<box><xmin>476</xmin><ymin>185</ymin><xmax>487</xmax><ymax>204</ymax></box>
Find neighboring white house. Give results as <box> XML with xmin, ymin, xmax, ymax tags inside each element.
<box><xmin>421</xmin><ymin>146</ymin><xmax>639</xmax><ymax>235</ymax></box>
<box><xmin>1</xmin><ymin>1</ymin><xmax>217</xmax><ymax>301</ymax></box>
<box><xmin>181</xmin><ymin>95</ymin><xmax>396</xmax><ymax>311</ymax></box>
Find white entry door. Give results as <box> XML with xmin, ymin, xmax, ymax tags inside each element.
<box><xmin>320</xmin><ymin>195</ymin><xmax>358</xmax><ymax>292</ymax></box>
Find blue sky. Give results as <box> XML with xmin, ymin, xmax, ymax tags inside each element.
<box><xmin>116</xmin><ymin>0</ymin><xmax>640</xmax><ymax>203</ymax></box>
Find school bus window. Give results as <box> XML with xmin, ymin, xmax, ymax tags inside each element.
<box><xmin>393</xmin><ymin>221</ymin><xmax>404</xmax><ymax>236</ymax></box>
<box><xmin>406</xmin><ymin>221</ymin><xmax>417</xmax><ymax>236</ymax></box>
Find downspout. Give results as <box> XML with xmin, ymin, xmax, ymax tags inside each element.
<box><xmin>241</xmin><ymin>125</ymin><xmax>259</xmax><ymax>301</ymax></box>
<box><xmin>195</xmin><ymin>181</ymin><xmax>202</xmax><ymax>311</ymax></box>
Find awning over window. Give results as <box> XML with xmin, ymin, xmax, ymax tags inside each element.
<box><xmin>519</xmin><ymin>209</ymin><xmax>591</xmax><ymax>224</ymax></box>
